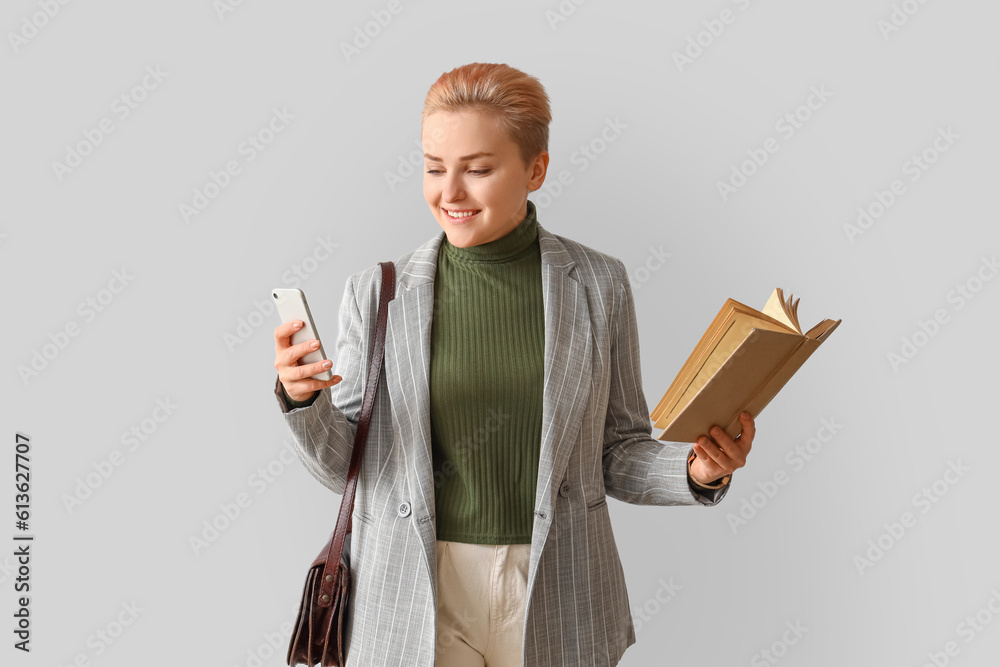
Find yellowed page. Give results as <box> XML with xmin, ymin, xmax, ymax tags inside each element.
<box><xmin>761</xmin><ymin>288</ymin><xmax>800</xmax><ymax>333</ymax></box>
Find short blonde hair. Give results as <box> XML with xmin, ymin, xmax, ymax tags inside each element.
<box><xmin>422</xmin><ymin>62</ymin><xmax>551</xmax><ymax>168</ymax></box>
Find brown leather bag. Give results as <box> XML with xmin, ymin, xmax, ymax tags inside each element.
<box><xmin>286</xmin><ymin>261</ymin><xmax>396</xmax><ymax>666</ymax></box>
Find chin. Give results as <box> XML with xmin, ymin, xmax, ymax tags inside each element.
<box><xmin>444</xmin><ymin>230</ymin><xmax>475</xmax><ymax>248</ymax></box>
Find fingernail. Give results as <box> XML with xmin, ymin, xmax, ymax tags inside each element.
<box><xmin>323</xmin><ymin>361</ymin><xmax>331</xmax><ymax>367</ymax></box>
<box><xmin>711</xmin><ymin>427</ymin><xmax>721</xmax><ymax>435</ymax></box>
<box><xmin>741</xmin><ymin>411</ymin><xmax>750</xmax><ymax>419</ymax></box>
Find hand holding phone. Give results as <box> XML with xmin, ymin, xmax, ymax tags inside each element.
<box><xmin>272</xmin><ymin>288</ymin><xmax>342</xmax><ymax>402</ymax></box>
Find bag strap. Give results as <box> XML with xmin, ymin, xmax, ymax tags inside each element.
<box><xmin>317</xmin><ymin>260</ymin><xmax>395</xmax><ymax>607</ymax></box>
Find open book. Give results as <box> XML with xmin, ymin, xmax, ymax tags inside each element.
<box><xmin>650</xmin><ymin>288</ymin><xmax>841</xmax><ymax>443</ymax></box>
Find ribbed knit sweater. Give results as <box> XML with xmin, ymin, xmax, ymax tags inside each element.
<box><xmin>429</xmin><ymin>201</ymin><xmax>543</xmax><ymax>545</ymax></box>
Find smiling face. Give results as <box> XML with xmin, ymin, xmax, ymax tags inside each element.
<box><xmin>422</xmin><ymin>109</ymin><xmax>548</xmax><ymax>248</ymax></box>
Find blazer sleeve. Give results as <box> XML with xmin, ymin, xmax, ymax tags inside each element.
<box><xmin>601</xmin><ymin>259</ymin><xmax>731</xmax><ymax>507</ymax></box>
<box><xmin>273</xmin><ymin>273</ymin><xmax>367</xmax><ymax>496</ymax></box>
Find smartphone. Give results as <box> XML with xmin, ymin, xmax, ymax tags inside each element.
<box><xmin>271</xmin><ymin>288</ymin><xmax>333</xmax><ymax>382</ymax></box>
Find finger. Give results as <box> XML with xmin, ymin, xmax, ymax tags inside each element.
<box><xmin>736</xmin><ymin>411</ymin><xmax>756</xmax><ymax>450</ymax></box>
<box><xmin>281</xmin><ymin>377</ymin><xmax>326</xmax><ymax>397</ymax></box>
<box><xmin>274</xmin><ymin>320</ymin><xmax>304</xmax><ymax>353</ymax></box>
<box><xmin>290</xmin><ymin>375</ymin><xmax>343</xmax><ymax>394</ymax></box>
<box><xmin>709</xmin><ymin>426</ymin><xmax>746</xmax><ymax>467</ymax></box>
<box><xmin>691</xmin><ymin>443</ymin><xmax>720</xmax><ymax>478</ymax></box>
<box><xmin>284</xmin><ymin>356</ymin><xmax>327</xmax><ymax>382</ymax></box>
<box><xmin>296</xmin><ymin>359</ymin><xmax>338</xmax><ymax>382</ymax></box>
<box><xmin>289</xmin><ymin>337</ymin><xmax>323</xmax><ymax>363</ymax></box>
<box><xmin>279</xmin><ymin>367</ymin><xmax>342</xmax><ymax>392</ymax></box>
<box><xmin>281</xmin><ymin>337</ymin><xmax>322</xmax><ymax>369</ymax></box>
<box><xmin>695</xmin><ymin>436</ymin><xmax>732</xmax><ymax>469</ymax></box>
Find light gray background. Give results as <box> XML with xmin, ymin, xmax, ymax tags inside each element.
<box><xmin>3</xmin><ymin>1</ymin><xmax>998</xmax><ymax>665</ymax></box>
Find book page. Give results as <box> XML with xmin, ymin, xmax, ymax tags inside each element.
<box><xmin>761</xmin><ymin>288</ymin><xmax>801</xmax><ymax>333</ymax></box>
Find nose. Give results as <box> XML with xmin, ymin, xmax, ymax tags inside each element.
<box><xmin>441</xmin><ymin>171</ymin><xmax>465</xmax><ymax>204</ymax></box>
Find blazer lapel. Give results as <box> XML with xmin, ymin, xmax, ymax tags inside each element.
<box><xmin>382</xmin><ymin>222</ymin><xmax>594</xmax><ymax>592</ymax></box>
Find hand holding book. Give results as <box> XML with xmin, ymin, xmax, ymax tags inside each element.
<box><xmin>688</xmin><ymin>411</ymin><xmax>755</xmax><ymax>487</ymax></box>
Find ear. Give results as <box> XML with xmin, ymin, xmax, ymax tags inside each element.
<box><xmin>528</xmin><ymin>151</ymin><xmax>549</xmax><ymax>191</ymax></box>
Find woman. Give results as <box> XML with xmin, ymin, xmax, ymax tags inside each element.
<box><xmin>273</xmin><ymin>62</ymin><xmax>755</xmax><ymax>667</ymax></box>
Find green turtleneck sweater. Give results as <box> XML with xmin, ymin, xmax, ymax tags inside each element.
<box><xmin>429</xmin><ymin>201</ymin><xmax>544</xmax><ymax>545</ymax></box>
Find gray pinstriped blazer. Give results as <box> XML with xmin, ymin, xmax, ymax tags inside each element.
<box><xmin>275</xmin><ymin>220</ymin><xmax>730</xmax><ymax>666</ymax></box>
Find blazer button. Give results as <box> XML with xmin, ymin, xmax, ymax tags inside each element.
<box><xmin>559</xmin><ymin>481</ymin><xmax>571</xmax><ymax>497</ymax></box>
<box><xmin>397</xmin><ymin>501</ymin><xmax>411</xmax><ymax>518</ymax></box>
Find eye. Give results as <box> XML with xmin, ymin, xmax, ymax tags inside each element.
<box><xmin>425</xmin><ymin>169</ymin><xmax>442</xmax><ymax>175</ymax></box>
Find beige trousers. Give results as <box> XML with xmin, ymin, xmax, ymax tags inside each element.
<box><xmin>435</xmin><ymin>539</ymin><xmax>532</xmax><ymax>667</ymax></box>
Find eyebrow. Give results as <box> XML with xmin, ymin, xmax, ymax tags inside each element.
<box><xmin>424</xmin><ymin>152</ymin><xmax>495</xmax><ymax>162</ymax></box>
